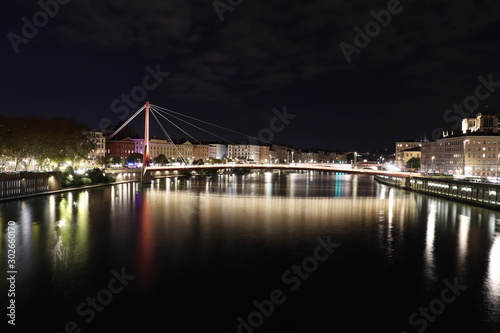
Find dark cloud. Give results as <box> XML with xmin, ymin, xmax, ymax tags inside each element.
<box><xmin>3</xmin><ymin>0</ymin><xmax>500</xmax><ymax>151</ymax></box>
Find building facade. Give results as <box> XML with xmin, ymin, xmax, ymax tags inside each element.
<box><xmin>270</xmin><ymin>144</ymin><xmax>289</xmax><ymax>163</ymax></box>
<box><xmin>133</xmin><ymin>139</ymin><xmax>176</xmax><ymax>159</ymax></box>
<box><xmin>301</xmin><ymin>151</ymin><xmax>319</xmax><ymax>163</ymax></box>
<box><xmin>193</xmin><ymin>144</ymin><xmax>210</xmax><ymax>161</ymax></box>
<box><xmin>87</xmin><ymin>131</ymin><xmax>106</xmax><ymax>167</ymax></box>
<box><xmin>421</xmin><ymin>112</ymin><xmax>500</xmax><ymax>177</ymax></box>
<box><xmin>401</xmin><ymin>147</ymin><xmax>421</xmax><ymax>169</ymax></box>
<box><xmin>106</xmin><ymin>138</ymin><xmax>136</xmax><ymax>161</ymax></box>
<box><xmin>335</xmin><ymin>153</ymin><xmax>348</xmax><ymax>164</ymax></box>
<box><xmin>422</xmin><ymin>136</ymin><xmax>500</xmax><ymax>177</ymax></box>
<box><xmin>209</xmin><ymin>144</ymin><xmax>228</xmax><ymax>160</ymax></box>
<box><xmin>132</xmin><ymin>139</ymin><xmax>210</xmax><ymax>162</ymax></box>
<box><xmin>259</xmin><ymin>146</ymin><xmax>270</xmax><ymax>163</ymax></box>
<box><xmin>395</xmin><ymin>139</ymin><xmax>422</xmax><ymax>168</ymax></box>
<box><xmin>228</xmin><ymin>145</ymin><xmax>261</xmax><ymax>161</ymax></box>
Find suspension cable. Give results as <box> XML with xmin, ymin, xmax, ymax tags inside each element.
<box><xmin>150</xmin><ymin>104</ymin><xmax>266</xmax><ymax>144</ymax></box>
<box><xmin>150</xmin><ymin>105</ymin><xmax>233</xmax><ymax>144</ymax></box>
<box><xmin>150</xmin><ymin>109</ymin><xmax>188</xmax><ymax>165</ymax></box>
<box><xmin>151</xmin><ymin>107</ymin><xmax>202</xmax><ymax>144</ymax></box>
<box><xmin>106</xmin><ymin>105</ymin><xmax>146</xmax><ymax>140</ymax></box>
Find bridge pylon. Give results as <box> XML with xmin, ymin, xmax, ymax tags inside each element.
<box><xmin>141</xmin><ymin>101</ymin><xmax>152</xmax><ymax>184</ymax></box>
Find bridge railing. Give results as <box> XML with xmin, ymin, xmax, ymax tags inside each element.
<box><xmin>140</xmin><ymin>163</ymin><xmax>411</xmax><ymax>178</ymax></box>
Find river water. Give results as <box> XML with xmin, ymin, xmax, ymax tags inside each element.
<box><xmin>1</xmin><ymin>172</ymin><xmax>499</xmax><ymax>332</ymax></box>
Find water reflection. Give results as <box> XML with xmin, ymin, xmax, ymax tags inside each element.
<box><xmin>1</xmin><ymin>172</ymin><xmax>499</xmax><ymax>331</ymax></box>
<box><xmin>457</xmin><ymin>213</ymin><xmax>470</xmax><ymax>274</ymax></box>
<box><xmin>386</xmin><ymin>188</ymin><xmax>394</xmax><ymax>261</ymax></box>
<box><xmin>50</xmin><ymin>191</ymin><xmax>90</xmax><ymax>274</ymax></box>
<box><xmin>137</xmin><ymin>191</ymin><xmax>154</xmax><ymax>292</ymax></box>
<box><xmin>424</xmin><ymin>201</ymin><xmax>437</xmax><ymax>282</ymax></box>
<box><xmin>487</xmin><ymin>231</ymin><xmax>500</xmax><ymax>311</ymax></box>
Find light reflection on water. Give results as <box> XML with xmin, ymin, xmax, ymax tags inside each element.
<box><xmin>424</xmin><ymin>201</ymin><xmax>437</xmax><ymax>283</ymax></box>
<box><xmin>487</xmin><ymin>231</ymin><xmax>500</xmax><ymax>310</ymax></box>
<box><xmin>0</xmin><ymin>172</ymin><xmax>499</xmax><ymax>332</ymax></box>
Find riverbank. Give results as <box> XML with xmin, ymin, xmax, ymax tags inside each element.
<box><xmin>0</xmin><ymin>172</ymin><xmax>201</xmax><ymax>203</ymax></box>
<box><xmin>0</xmin><ymin>180</ymin><xmax>138</xmax><ymax>203</ymax></box>
<box><xmin>375</xmin><ymin>174</ymin><xmax>500</xmax><ymax>210</ymax></box>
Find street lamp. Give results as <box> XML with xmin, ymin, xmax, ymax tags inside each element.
<box><xmin>354</xmin><ymin>152</ymin><xmax>357</xmax><ymax>169</ymax></box>
<box><xmin>431</xmin><ymin>156</ymin><xmax>435</xmax><ymax>173</ymax></box>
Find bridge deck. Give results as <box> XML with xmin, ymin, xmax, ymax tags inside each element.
<box><xmin>143</xmin><ymin>163</ymin><xmax>415</xmax><ymax>178</ymax></box>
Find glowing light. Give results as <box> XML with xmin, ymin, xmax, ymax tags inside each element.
<box><xmin>457</xmin><ymin>214</ymin><xmax>470</xmax><ymax>272</ymax></box>
<box><xmin>385</xmin><ymin>164</ymin><xmax>401</xmax><ymax>172</ymax></box>
<box><xmin>486</xmin><ymin>234</ymin><xmax>500</xmax><ymax>307</ymax></box>
<box><xmin>55</xmin><ymin>218</ymin><xmax>66</xmax><ymax>227</ymax></box>
<box><xmin>425</xmin><ymin>202</ymin><xmax>437</xmax><ymax>281</ymax></box>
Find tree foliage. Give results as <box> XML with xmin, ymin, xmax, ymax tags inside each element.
<box><xmin>0</xmin><ymin>116</ymin><xmax>95</xmax><ymax>170</ymax></box>
<box><xmin>154</xmin><ymin>154</ymin><xmax>168</xmax><ymax>165</ymax></box>
<box><xmin>406</xmin><ymin>157</ymin><xmax>421</xmax><ymax>169</ymax></box>
<box><xmin>127</xmin><ymin>153</ymin><xmax>143</xmax><ymax>163</ymax></box>
<box><xmin>106</xmin><ymin>156</ymin><xmax>123</xmax><ymax>165</ymax></box>
<box><xmin>192</xmin><ymin>158</ymin><xmax>205</xmax><ymax>165</ymax></box>
<box><xmin>62</xmin><ymin>167</ymin><xmax>113</xmax><ymax>187</ymax></box>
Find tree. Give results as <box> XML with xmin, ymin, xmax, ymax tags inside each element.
<box><xmin>154</xmin><ymin>154</ymin><xmax>168</xmax><ymax>165</ymax></box>
<box><xmin>407</xmin><ymin>157</ymin><xmax>420</xmax><ymax>169</ymax></box>
<box><xmin>87</xmin><ymin>168</ymin><xmax>110</xmax><ymax>184</ymax></box>
<box><xmin>0</xmin><ymin>116</ymin><xmax>95</xmax><ymax>171</ymax></box>
<box><xmin>110</xmin><ymin>156</ymin><xmax>123</xmax><ymax>165</ymax></box>
<box><xmin>127</xmin><ymin>153</ymin><xmax>143</xmax><ymax>164</ymax></box>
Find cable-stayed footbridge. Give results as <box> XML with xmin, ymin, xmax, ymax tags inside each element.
<box><xmin>106</xmin><ymin>102</ymin><xmax>410</xmax><ymax>183</ymax></box>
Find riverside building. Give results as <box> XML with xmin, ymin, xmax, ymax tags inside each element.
<box><xmin>422</xmin><ymin>112</ymin><xmax>500</xmax><ymax>178</ymax></box>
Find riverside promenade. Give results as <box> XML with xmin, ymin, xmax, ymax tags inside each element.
<box><xmin>375</xmin><ymin>174</ymin><xmax>500</xmax><ymax>209</ymax></box>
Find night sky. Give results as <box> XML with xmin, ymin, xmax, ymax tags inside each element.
<box><xmin>3</xmin><ymin>0</ymin><xmax>500</xmax><ymax>152</ymax></box>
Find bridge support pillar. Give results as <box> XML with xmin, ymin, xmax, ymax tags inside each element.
<box><xmin>141</xmin><ymin>168</ymin><xmax>152</xmax><ymax>184</ymax></box>
<box><xmin>405</xmin><ymin>177</ymin><xmax>411</xmax><ymax>190</ymax></box>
